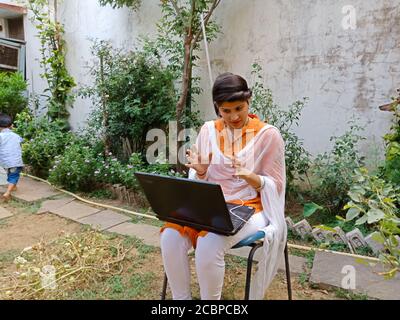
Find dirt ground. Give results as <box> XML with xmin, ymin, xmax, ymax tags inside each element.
<box><xmin>0</xmin><ymin>205</ymin><xmax>82</xmax><ymax>252</ymax></box>
<box><xmin>0</xmin><ymin>201</ymin><xmax>343</xmax><ymax>300</ymax></box>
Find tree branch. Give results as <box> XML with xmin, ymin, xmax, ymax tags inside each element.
<box><xmin>192</xmin><ymin>0</ymin><xmax>221</xmax><ymax>49</ymax></box>
<box><xmin>169</xmin><ymin>0</ymin><xmax>185</xmax><ymax>24</ymax></box>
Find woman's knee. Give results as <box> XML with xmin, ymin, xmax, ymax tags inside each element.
<box><xmin>161</xmin><ymin>228</ymin><xmax>190</xmax><ymax>254</ymax></box>
<box><xmin>195</xmin><ymin>235</ymin><xmax>226</xmax><ymax>269</ymax></box>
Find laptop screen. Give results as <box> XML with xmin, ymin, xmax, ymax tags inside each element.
<box><xmin>135</xmin><ymin>172</ymin><xmax>234</xmax><ymax>232</ymax></box>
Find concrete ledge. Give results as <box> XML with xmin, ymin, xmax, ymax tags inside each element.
<box><xmin>310</xmin><ymin>251</ymin><xmax>400</xmax><ymax>300</ymax></box>
<box><xmin>79</xmin><ymin>210</ymin><xmax>131</xmax><ymax>231</ymax></box>
<box><xmin>0</xmin><ymin>177</ymin><xmax>61</xmax><ymax>203</ymax></box>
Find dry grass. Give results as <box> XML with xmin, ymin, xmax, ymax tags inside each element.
<box><xmin>0</xmin><ymin>230</ymin><xmax>133</xmax><ymax>300</ymax></box>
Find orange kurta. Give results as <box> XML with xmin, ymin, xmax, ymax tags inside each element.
<box><xmin>161</xmin><ymin>115</ymin><xmax>266</xmax><ymax>247</ymax></box>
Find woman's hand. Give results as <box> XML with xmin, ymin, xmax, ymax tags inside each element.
<box><xmin>184</xmin><ymin>145</ymin><xmax>212</xmax><ymax>177</ymax></box>
<box><xmin>230</xmin><ymin>156</ymin><xmax>262</xmax><ymax>189</ymax></box>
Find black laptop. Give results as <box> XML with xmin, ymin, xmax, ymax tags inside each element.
<box><xmin>134</xmin><ymin>172</ymin><xmax>255</xmax><ymax>236</ymax></box>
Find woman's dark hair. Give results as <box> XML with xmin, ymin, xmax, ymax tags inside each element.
<box><xmin>0</xmin><ymin>113</ymin><xmax>12</xmax><ymax>128</ymax></box>
<box><xmin>212</xmin><ymin>72</ymin><xmax>252</xmax><ymax>116</ymax></box>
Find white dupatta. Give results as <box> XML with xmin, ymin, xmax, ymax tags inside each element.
<box><xmin>189</xmin><ymin>120</ymin><xmax>287</xmax><ymax>300</ymax></box>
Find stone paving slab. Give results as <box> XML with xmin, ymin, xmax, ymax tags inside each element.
<box><xmin>107</xmin><ymin>222</ymin><xmax>161</xmax><ymax>247</ymax></box>
<box><xmin>310</xmin><ymin>251</ymin><xmax>400</xmax><ymax>300</ymax></box>
<box><xmin>0</xmin><ymin>206</ymin><xmax>12</xmax><ymax>219</ymax></box>
<box><xmin>37</xmin><ymin>197</ymin><xmax>75</xmax><ymax>214</ymax></box>
<box><xmin>0</xmin><ymin>176</ymin><xmax>61</xmax><ymax>203</ymax></box>
<box><xmin>79</xmin><ymin>210</ymin><xmax>131</xmax><ymax>231</ymax></box>
<box><xmin>51</xmin><ymin>200</ymin><xmax>101</xmax><ymax>221</ymax></box>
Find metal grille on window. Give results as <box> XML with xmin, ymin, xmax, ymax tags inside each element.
<box><xmin>0</xmin><ymin>44</ymin><xmax>19</xmax><ymax>71</ymax></box>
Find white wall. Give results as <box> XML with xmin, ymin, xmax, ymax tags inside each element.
<box><xmin>14</xmin><ymin>0</ymin><xmax>400</xmax><ymax>158</ymax></box>
<box><xmin>58</xmin><ymin>0</ymin><xmax>161</xmax><ymax>129</ymax></box>
<box><xmin>198</xmin><ymin>0</ymin><xmax>399</xmax><ymax>157</ymax></box>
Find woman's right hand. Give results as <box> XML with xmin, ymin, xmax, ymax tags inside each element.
<box><xmin>184</xmin><ymin>145</ymin><xmax>212</xmax><ymax>176</ymax></box>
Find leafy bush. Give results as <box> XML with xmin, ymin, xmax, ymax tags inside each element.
<box><xmin>311</xmin><ymin>120</ymin><xmax>365</xmax><ymax>214</ymax></box>
<box><xmin>0</xmin><ymin>72</ymin><xmax>27</xmax><ymax>119</ymax></box>
<box><xmin>28</xmin><ymin>0</ymin><xmax>76</xmax><ymax>129</ymax></box>
<box><xmin>383</xmin><ymin>95</ymin><xmax>400</xmax><ymax>185</ymax></box>
<box><xmin>49</xmin><ymin>141</ymin><xmax>177</xmax><ymax>192</ymax></box>
<box><xmin>250</xmin><ymin>62</ymin><xmax>311</xmax><ymax>192</ymax></box>
<box><xmin>48</xmin><ymin>141</ymin><xmax>99</xmax><ymax>191</ymax></box>
<box><xmin>344</xmin><ymin>168</ymin><xmax>400</xmax><ymax>277</ymax></box>
<box><xmin>94</xmin><ymin>153</ymin><xmax>176</xmax><ymax>190</ymax></box>
<box><xmin>13</xmin><ymin>110</ymin><xmax>73</xmax><ymax>178</ymax></box>
<box><xmin>82</xmin><ymin>41</ymin><xmax>177</xmax><ymax>160</ymax></box>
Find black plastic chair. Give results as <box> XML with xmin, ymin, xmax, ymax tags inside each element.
<box><xmin>161</xmin><ymin>230</ymin><xmax>292</xmax><ymax>300</ymax></box>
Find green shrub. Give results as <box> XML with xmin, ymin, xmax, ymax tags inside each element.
<box><xmin>344</xmin><ymin>168</ymin><xmax>400</xmax><ymax>277</ymax></box>
<box><xmin>49</xmin><ymin>142</ymin><xmax>177</xmax><ymax>192</ymax></box>
<box><xmin>383</xmin><ymin>97</ymin><xmax>400</xmax><ymax>185</ymax></box>
<box><xmin>13</xmin><ymin>110</ymin><xmax>73</xmax><ymax>178</ymax></box>
<box><xmin>311</xmin><ymin>120</ymin><xmax>365</xmax><ymax>214</ymax></box>
<box><xmin>0</xmin><ymin>72</ymin><xmax>27</xmax><ymax>119</ymax></box>
<box><xmin>250</xmin><ymin>62</ymin><xmax>311</xmax><ymax>193</ymax></box>
<box><xmin>48</xmin><ymin>141</ymin><xmax>99</xmax><ymax>191</ymax></box>
<box><xmin>83</xmin><ymin>41</ymin><xmax>177</xmax><ymax>160</ymax></box>
<box><xmin>94</xmin><ymin>153</ymin><xmax>176</xmax><ymax>191</ymax></box>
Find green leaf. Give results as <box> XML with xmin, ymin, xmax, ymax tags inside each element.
<box><xmin>343</xmin><ymin>202</ymin><xmax>355</xmax><ymax>210</ymax></box>
<box><xmin>303</xmin><ymin>202</ymin><xmax>323</xmax><ymax>217</ymax></box>
<box><xmin>354</xmin><ymin>175</ymin><xmax>365</xmax><ymax>183</ymax></box>
<box><xmin>355</xmin><ymin>258</ymin><xmax>370</xmax><ymax>266</ymax></box>
<box><xmin>348</xmin><ymin>191</ymin><xmax>363</xmax><ymax>202</ymax></box>
<box><xmin>383</xmin><ymin>197</ymin><xmax>394</xmax><ymax>204</ymax></box>
<box><xmin>355</xmin><ymin>214</ymin><xmax>368</xmax><ymax>225</ymax></box>
<box><xmin>389</xmin><ymin>235</ymin><xmax>399</xmax><ymax>247</ymax></box>
<box><xmin>315</xmin><ymin>225</ymin><xmax>337</xmax><ymax>233</ymax></box>
<box><xmin>371</xmin><ymin>232</ymin><xmax>385</xmax><ymax>244</ymax></box>
<box><xmin>366</xmin><ymin>208</ymin><xmax>385</xmax><ymax>224</ymax></box>
<box><xmin>346</xmin><ymin>207</ymin><xmax>361</xmax><ymax>221</ymax></box>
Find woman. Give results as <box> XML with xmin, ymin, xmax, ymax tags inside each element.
<box><xmin>160</xmin><ymin>72</ymin><xmax>287</xmax><ymax>300</ymax></box>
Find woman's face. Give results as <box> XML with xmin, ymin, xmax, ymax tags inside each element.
<box><xmin>218</xmin><ymin>100</ymin><xmax>250</xmax><ymax>129</ymax></box>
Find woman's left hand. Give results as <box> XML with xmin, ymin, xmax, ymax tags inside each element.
<box><xmin>231</xmin><ymin>157</ymin><xmax>252</xmax><ymax>179</ymax></box>
<box><xmin>230</xmin><ymin>156</ymin><xmax>262</xmax><ymax>189</ymax></box>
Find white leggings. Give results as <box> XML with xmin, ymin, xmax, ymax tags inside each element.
<box><xmin>160</xmin><ymin>213</ymin><xmax>268</xmax><ymax>300</ymax></box>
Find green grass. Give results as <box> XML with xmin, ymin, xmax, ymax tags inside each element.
<box><xmin>226</xmin><ymin>254</ymin><xmax>248</xmax><ymax>269</ymax></box>
<box><xmin>325</xmin><ymin>242</ymin><xmax>348</xmax><ymax>252</ymax></box>
<box><xmin>334</xmin><ymin>288</ymin><xmax>369</xmax><ymax>300</ymax></box>
<box><xmin>354</xmin><ymin>245</ymin><xmax>375</xmax><ymax>257</ymax></box>
<box><xmin>68</xmin><ymin>235</ymin><xmax>159</xmax><ymax>300</ymax></box>
<box><xmin>127</xmin><ymin>272</ymin><xmax>156</xmax><ymax>298</ymax></box>
<box><xmin>297</xmin><ymin>272</ymin><xmax>310</xmax><ymax>286</ymax></box>
<box><xmin>305</xmin><ymin>250</ymin><xmax>315</xmax><ymax>269</ymax></box>
<box><xmin>0</xmin><ymin>219</ymin><xmax>9</xmax><ymax>229</ymax></box>
<box><xmin>0</xmin><ymin>249</ymin><xmax>19</xmax><ymax>264</ymax></box>
<box><xmin>87</xmin><ymin>189</ymin><xmax>115</xmax><ymax>199</ymax></box>
<box><xmin>71</xmin><ymin>271</ymin><xmax>157</xmax><ymax>300</ymax></box>
<box><xmin>7</xmin><ymin>199</ymin><xmax>41</xmax><ymax>214</ymax></box>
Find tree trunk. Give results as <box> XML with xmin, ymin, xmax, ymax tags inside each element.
<box><xmin>176</xmin><ymin>33</ymin><xmax>193</xmax><ymax>173</ymax></box>
<box><xmin>100</xmin><ymin>54</ymin><xmax>111</xmax><ymax>156</ymax></box>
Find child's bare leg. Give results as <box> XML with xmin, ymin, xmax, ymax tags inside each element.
<box><xmin>2</xmin><ymin>184</ymin><xmax>14</xmax><ymax>200</ymax></box>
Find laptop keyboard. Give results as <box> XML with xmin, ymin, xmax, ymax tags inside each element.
<box><xmin>227</xmin><ymin>204</ymin><xmax>253</xmax><ymax>229</ymax></box>
<box><xmin>230</xmin><ymin>214</ymin><xmax>245</xmax><ymax>229</ymax></box>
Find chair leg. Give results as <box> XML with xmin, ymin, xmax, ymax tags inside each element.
<box><xmin>244</xmin><ymin>243</ymin><xmax>263</xmax><ymax>300</ymax></box>
<box><xmin>284</xmin><ymin>244</ymin><xmax>293</xmax><ymax>300</ymax></box>
<box><xmin>161</xmin><ymin>272</ymin><xmax>168</xmax><ymax>300</ymax></box>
